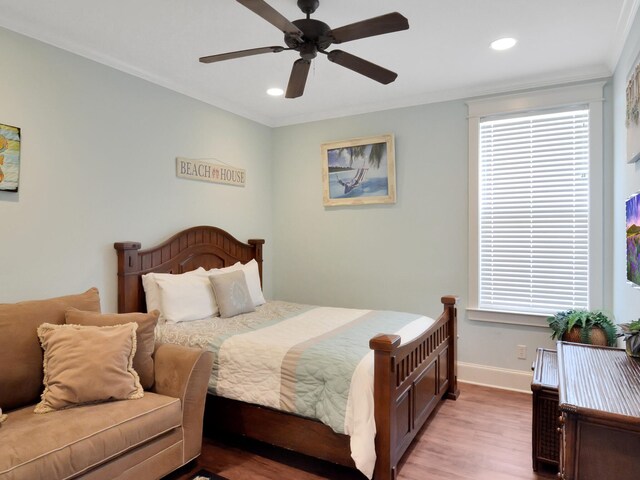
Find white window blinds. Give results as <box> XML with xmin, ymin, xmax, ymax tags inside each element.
<box><xmin>478</xmin><ymin>108</ymin><xmax>589</xmax><ymax>315</ymax></box>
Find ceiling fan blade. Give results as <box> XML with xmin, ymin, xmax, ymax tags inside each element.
<box><xmin>236</xmin><ymin>0</ymin><xmax>303</xmax><ymax>39</ymax></box>
<box><xmin>285</xmin><ymin>59</ymin><xmax>311</xmax><ymax>98</ymax></box>
<box><xmin>199</xmin><ymin>46</ymin><xmax>284</xmax><ymax>63</ymax></box>
<box><xmin>329</xmin><ymin>12</ymin><xmax>409</xmax><ymax>44</ymax></box>
<box><xmin>327</xmin><ymin>50</ymin><xmax>397</xmax><ymax>84</ymax></box>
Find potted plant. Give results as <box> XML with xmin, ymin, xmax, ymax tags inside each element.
<box><xmin>547</xmin><ymin>309</ymin><xmax>617</xmax><ymax>346</ymax></box>
<box><xmin>619</xmin><ymin>319</ymin><xmax>640</xmax><ymax>357</ymax></box>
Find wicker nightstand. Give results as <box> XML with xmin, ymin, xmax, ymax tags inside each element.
<box><xmin>557</xmin><ymin>342</ymin><xmax>640</xmax><ymax>480</ymax></box>
<box><xmin>531</xmin><ymin>347</ymin><xmax>559</xmax><ymax>472</ymax></box>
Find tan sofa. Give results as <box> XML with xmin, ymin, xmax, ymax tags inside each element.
<box><xmin>0</xmin><ymin>289</ymin><xmax>214</xmax><ymax>480</ymax></box>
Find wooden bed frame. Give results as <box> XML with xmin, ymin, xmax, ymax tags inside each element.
<box><xmin>114</xmin><ymin>225</ymin><xmax>459</xmax><ymax>480</ymax></box>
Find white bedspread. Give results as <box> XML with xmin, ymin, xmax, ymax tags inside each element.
<box><xmin>155</xmin><ymin>301</ymin><xmax>434</xmax><ymax>478</ymax></box>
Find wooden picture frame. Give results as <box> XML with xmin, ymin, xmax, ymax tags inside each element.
<box><xmin>321</xmin><ymin>134</ymin><xmax>396</xmax><ymax>206</ymax></box>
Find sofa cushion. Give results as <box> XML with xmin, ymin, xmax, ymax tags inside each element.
<box><xmin>65</xmin><ymin>309</ymin><xmax>159</xmax><ymax>390</ymax></box>
<box><xmin>0</xmin><ymin>288</ymin><xmax>101</xmax><ymax>411</ymax></box>
<box><xmin>0</xmin><ymin>392</ymin><xmax>181</xmax><ymax>480</ymax></box>
<box><xmin>35</xmin><ymin>323</ymin><xmax>144</xmax><ymax>413</ymax></box>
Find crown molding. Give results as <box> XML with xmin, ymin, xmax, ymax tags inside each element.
<box><xmin>608</xmin><ymin>0</ymin><xmax>640</xmax><ymax>71</ymax></box>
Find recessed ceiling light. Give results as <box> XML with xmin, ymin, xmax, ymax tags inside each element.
<box><xmin>491</xmin><ymin>37</ymin><xmax>517</xmax><ymax>51</ymax></box>
<box><xmin>267</xmin><ymin>87</ymin><xmax>284</xmax><ymax>96</ymax></box>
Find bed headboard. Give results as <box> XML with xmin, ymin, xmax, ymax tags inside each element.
<box><xmin>114</xmin><ymin>226</ymin><xmax>264</xmax><ymax>314</ymax></box>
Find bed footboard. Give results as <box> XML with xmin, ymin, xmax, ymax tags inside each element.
<box><xmin>369</xmin><ymin>296</ymin><xmax>458</xmax><ymax>480</ymax></box>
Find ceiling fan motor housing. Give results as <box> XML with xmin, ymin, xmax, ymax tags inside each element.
<box><xmin>285</xmin><ymin>18</ymin><xmax>333</xmax><ymax>59</ymax></box>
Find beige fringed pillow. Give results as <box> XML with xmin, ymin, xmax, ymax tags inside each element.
<box><xmin>35</xmin><ymin>323</ymin><xmax>143</xmax><ymax>413</ymax></box>
<box><xmin>65</xmin><ymin>309</ymin><xmax>159</xmax><ymax>389</ymax></box>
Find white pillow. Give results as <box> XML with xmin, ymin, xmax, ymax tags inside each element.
<box><xmin>148</xmin><ymin>269</ymin><xmax>216</xmax><ymax>323</ymax></box>
<box><xmin>241</xmin><ymin>259</ymin><xmax>267</xmax><ymax>306</ymax></box>
<box><xmin>141</xmin><ymin>268</ymin><xmax>206</xmax><ymax>319</ymax></box>
<box><xmin>207</xmin><ymin>262</ymin><xmax>241</xmax><ymax>275</ymax></box>
<box><xmin>209</xmin><ymin>259</ymin><xmax>265</xmax><ymax>307</ymax></box>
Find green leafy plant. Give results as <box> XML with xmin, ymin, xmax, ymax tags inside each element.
<box><xmin>619</xmin><ymin>319</ymin><xmax>640</xmax><ymax>357</ymax></box>
<box><xmin>619</xmin><ymin>319</ymin><xmax>640</xmax><ymax>334</ymax></box>
<box><xmin>546</xmin><ymin>309</ymin><xmax>617</xmax><ymax>346</ymax></box>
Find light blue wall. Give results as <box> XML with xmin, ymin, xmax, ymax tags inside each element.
<box><xmin>272</xmin><ymin>102</ymin><xmax>467</xmax><ymax>315</ymax></box>
<box><xmin>613</xmin><ymin>10</ymin><xmax>640</xmax><ymax>324</ymax></box>
<box><xmin>0</xmin><ymin>27</ymin><xmax>273</xmax><ymax>311</ymax></box>
<box><xmin>272</xmin><ymin>102</ymin><xmax>558</xmax><ymax>371</ymax></box>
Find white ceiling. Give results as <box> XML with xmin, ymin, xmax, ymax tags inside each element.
<box><xmin>0</xmin><ymin>0</ymin><xmax>637</xmax><ymax>127</ymax></box>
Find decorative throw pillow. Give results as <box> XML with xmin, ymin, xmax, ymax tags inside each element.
<box><xmin>209</xmin><ymin>270</ymin><xmax>256</xmax><ymax>318</ymax></box>
<box><xmin>35</xmin><ymin>323</ymin><xmax>143</xmax><ymax>413</ymax></box>
<box><xmin>155</xmin><ymin>273</ymin><xmax>218</xmax><ymax>323</ymax></box>
<box><xmin>65</xmin><ymin>309</ymin><xmax>159</xmax><ymax>390</ymax></box>
<box><xmin>209</xmin><ymin>259</ymin><xmax>266</xmax><ymax>307</ymax></box>
<box><xmin>141</xmin><ymin>267</ymin><xmax>206</xmax><ymax>322</ymax></box>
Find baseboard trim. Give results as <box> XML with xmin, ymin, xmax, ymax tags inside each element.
<box><xmin>458</xmin><ymin>361</ymin><xmax>533</xmax><ymax>393</ymax></box>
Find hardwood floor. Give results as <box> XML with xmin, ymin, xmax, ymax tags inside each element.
<box><xmin>165</xmin><ymin>383</ymin><xmax>556</xmax><ymax>480</ymax></box>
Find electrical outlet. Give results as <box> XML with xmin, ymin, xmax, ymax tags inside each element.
<box><xmin>517</xmin><ymin>345</ymin><xmax>527</xmax><ymax>360</ymax></box>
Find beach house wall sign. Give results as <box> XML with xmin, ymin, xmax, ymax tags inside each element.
<box><xmin>176</xmin><ymin>157</ymin><xmax>246</xmax><ymax>187</ymax></box>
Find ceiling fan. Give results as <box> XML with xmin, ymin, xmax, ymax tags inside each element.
<box><xmin>199</xmin><ymin>0</ymin><xmax>409</xmax><ymax>98</ymax></box>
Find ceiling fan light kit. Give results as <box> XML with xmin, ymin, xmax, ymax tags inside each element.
<box><xmin>490</xmin><ymin>37</ymin><xmax>517</xmax><ymax>51</ymax></box>
<box><xmin>199</xmin><ymin>0</ymin><xmax>409</xmax><ymax>98</ymax></box>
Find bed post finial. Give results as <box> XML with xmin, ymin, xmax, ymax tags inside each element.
<box><xmin>248</xmin><ymin>239</ymin><xmax>265</xmax><ymax>283</ymax></box>
<box><xmin>114</xmin><ymin>242</ymin><xmax>142</xmax><ymax>313</ymax></box>
<box><xmin>441</xmin><ymin>295</ymin><xmax>460</xmax><ymax>400</ymax></box>
<box><xmin>114</xmin><ymin>242</ymin><xmax>141</xmax><ymax>273</ymax></box>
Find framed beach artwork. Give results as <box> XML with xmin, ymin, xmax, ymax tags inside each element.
<box><xmin>321</xmin><ymin>134</ymin><xmax>396</xmax><ymax>207</ymax></box>
<box><xmin>627</xmin><ymin>55</ymin><xmax>640</xmax><ymax>163</ymax></box>
<box><xmin>0</xmin><ymin>123</ymin><xmax>20</xmax><ymax>192</ymax></box>
<box><xmin>627</xmin><ymin>191</ymin><xmax>640</xmax><ymax>287</ymax></box>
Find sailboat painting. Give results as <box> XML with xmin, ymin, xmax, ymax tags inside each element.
<box><xmin>321</xmin><ymin>134</ymin><xmax>396</xmax><ymax>206</ymax></box>
<box><xmin>0</xmin><ymin>123</ymin><xmax>20</xmax><ymax>192</ymax></box>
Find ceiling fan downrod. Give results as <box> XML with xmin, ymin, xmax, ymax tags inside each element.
<box><xmin>297</xmin><ymin>0</ymin><xmax>319</xmax><ymax>17</ymax></box>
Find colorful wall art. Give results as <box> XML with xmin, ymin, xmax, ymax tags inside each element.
<box><xmin>0</xmin><ymin>123</ymin><xmax>21</xmax><ymax>192</ymax></box>
<box><xmin>627</xmin><ymin>191</ymin><xmax>640</xmax><ymax>286</ymax></box>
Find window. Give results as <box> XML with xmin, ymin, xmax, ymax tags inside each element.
<box><xmin>467</xmin><ymin>83</ymin><xmax>604</xmax><ymax>327</ymax></box>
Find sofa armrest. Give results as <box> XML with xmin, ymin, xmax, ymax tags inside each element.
<box><xmin>152</xmin><ymin>343</ymin><xmax>214</xmax><ymax>463</ymax></box>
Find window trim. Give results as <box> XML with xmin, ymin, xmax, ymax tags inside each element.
<box><xmin>467</xmin><ymin>82</ymin><xmax>605</xmax><ymax>327</ymax></box>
